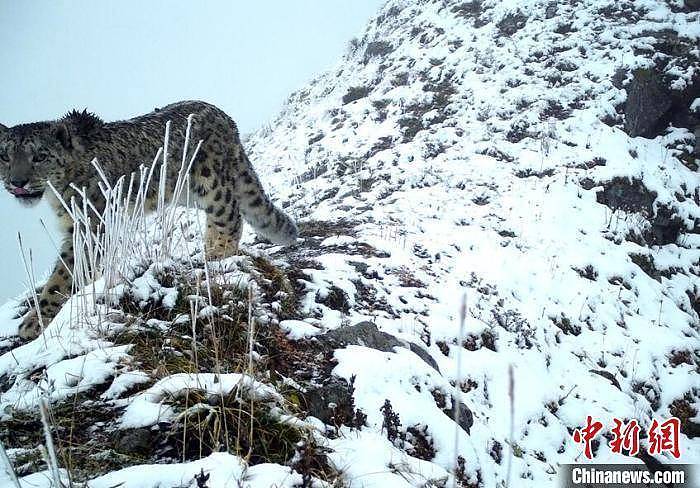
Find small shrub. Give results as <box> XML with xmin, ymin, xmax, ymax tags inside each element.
<box><xmin>342</xmin><ymin>86</ymin><xmax>371</xmax><ymax>105</ymax></box>
<box><xmin>380</xmin><ymin>399</ymin><xmax>403</xmax><ymax>445</ymax></box>
<box><xmin>363</xmin><ymin>40</ymin><xmax>393</xmax><ymax>62</ymax></box>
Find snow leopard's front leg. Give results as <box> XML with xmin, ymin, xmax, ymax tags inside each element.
<box><xmin>18</xmin><ymin>237</ymin><xmax>74</xmax><ymax>340</ymax></box>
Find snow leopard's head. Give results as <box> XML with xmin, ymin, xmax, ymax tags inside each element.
<box><xmin>0</xmin><ymin>110</ymin><xmax>101</xmax><ymax>208</ymax></box>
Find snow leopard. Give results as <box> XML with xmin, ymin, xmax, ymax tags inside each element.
<box><xmin>0</xmin><ymin>100</ymin><xmax>298</xmax><ymax>339</ymax></box>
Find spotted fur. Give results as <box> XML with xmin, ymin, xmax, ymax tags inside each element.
<box><xmin>0</xmin><ymin>100</ymin><xmax>298</xmax><ymax>339</ymax></box>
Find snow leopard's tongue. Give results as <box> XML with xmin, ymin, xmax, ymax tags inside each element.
<box><xmin>11</xmin><ymin>187</ymin><xmax>30</xmax><ymax>196</ymax></box>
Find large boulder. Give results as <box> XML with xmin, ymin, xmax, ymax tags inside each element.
<box><xmin>320</xmin><ymin>321</ymin><xmax>440</xmax><ymax>372</ymax></box>
<box><xmin>623</xmin><ymin>68</ymin><xmax>673</xmax><ymax>138</ymax></box>
<box><xmin>621</xmin><ymin>28</ymin><xmax>700</xmax><ymax>143</ymax></box>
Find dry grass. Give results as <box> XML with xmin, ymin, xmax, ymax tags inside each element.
<box><xmin>113</xmin><ymin>279</ymin><xmax>251</xmax><ymax>379</ymax></box>
<box><xmin>0</xmin><ymin>256</ymin><xmax>343</xmax><ymax>483</ymax></box>
<box><xmin>164</xmin><ymin>388</ymin><xmax>303</xmax><ymax>465</ymax></box>
<box><xmin>0</xmin><ymin>393</ymin><xmax>140</xmax><ymax>481</ymax></box>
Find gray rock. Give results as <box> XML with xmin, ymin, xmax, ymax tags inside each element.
<box><xmin>409</xmin><ymin>343</ymin><xmax>441</xmax><ymax>373</ymax></box>
<box><xmin>321</xmin><ymin>321</ymin><xmax>440</xmax><ymax>372</ymax></box>
<box><xmin>304</xmin><ymin>376</ymin><xmax>356</xmax><ymax>426</ymax></box>
<box><xmin>113</xmin><ymin>428</ymin><xmax>153</xmax><ymax>455</ymax></box>
<box><xmin>448</xmin><ymin>401</ymin><xmax>474</xmax><ymax>434</ymax></box>
<box><xmin>342</xmin><ymin>86</ymin><xmax>371</xmax><ymax>106</ymax></box>
<box><xmin>596</xmin><ymin>177</ymin><xmax>655</xmax><ymax>215</ymax></box>
<box><xmin>624</xmin><ymin>68</ymin><xmax>672</xmax><ymax>138</ymax></box>
<box><xmin>596</xmin><ymin>177</ymin><xmax>683</xmax><ymax>245</ymax></box>
<box><xmin>322</xmin><ymin>321</ymin><xmax>402</xmax><ymax>351</ymax></box>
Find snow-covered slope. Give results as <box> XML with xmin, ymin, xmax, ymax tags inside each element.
<box><xmin>1</xmin><ymin>0</ymin><xmax>700</xmax><ymax>486</ymax></box>
<box><xmin>246</xmin><ymin>0</ymin><xmax>700</xmax><ymax>483</ymax></box>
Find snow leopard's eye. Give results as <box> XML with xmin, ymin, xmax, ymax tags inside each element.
<box><xmin>32</xmin><ymin>153</ymin><xmax>47</xmax><ymax>163</ymax></box>
<box><xmin>0</xmin><ymin>151</ymin><xmax>9</xmax><ymax>163</ymax></box>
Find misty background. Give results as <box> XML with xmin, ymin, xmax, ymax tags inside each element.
<box><xmin>0</xmin><ymin>0</ymin><xmax>383</xmax><ymax>302</ymax></box>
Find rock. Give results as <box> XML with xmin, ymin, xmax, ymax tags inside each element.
<box><xmin>113</xmin><ymin>428</ymin><xmax>153</xmax><ymax>455</ymax></box>
<box><xmin>320</xmin><ymin>321</ymin><xmax>440</xmax><ymax>373</ymax></box>
<box><xmin>624</xmin><ymin>68</ymin><xmax>673</xmax><ymax>138</ymax></box>
<box><xmin>409</xmin><ymin>343</ymin><xmax>441</xmax><ymax>373</ymax></box>
<box><xmin>596</xmin><ymin>177</ymin><xmax>683</xmax><ymax>245</ymax></box>
<box><xmin>304</xmin><ymin>376</ymin><xmax>356</xmax><ymax>426</ymax></box>
<box><xmin>683</xmin><ymin>420</ymin><xmax>700</xmax><ymax>438</ymax></box>
<box><xmin>322</xmin><ymin>321</ymin><xmax>402</xmax><ymax>351</ymax></box>
<box><xmin>342</xmin><ymin>86</ymin><xmax>371</xmax><ymax>105</ymax></box>
<box><xmin>579</xmin><ymin>177</ymin><xmax>596</xmax><ymax>190</ymax></box>
<box><xmin>596</xmin><ymin>177</ymin><xmax>656</xmax><ymax>215</ymax></box>
<box><xmin>621</xmin><ymin>34</ymin><xmax>700</xmax><ymax>140</ymax></box>
<box><xmin>448</xmin><ymin>401</ymin><xmax>474</xmax><ymax>434</ymax></box>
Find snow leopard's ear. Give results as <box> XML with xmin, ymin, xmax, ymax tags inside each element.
<box><xmin>54</xmin><ymin>122</ymin><xmax>73</xmax><ymax>150</ymax></box>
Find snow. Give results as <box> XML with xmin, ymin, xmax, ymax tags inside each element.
<box><xmin>130</xmin><ymin>262</ymin><xmax>180</xmax><ymax>309</ymax></box>
<box><xmin>321</xmin><ymin>235</ymin><xmax>357</xmax><ymax>247</ymax></box>
<box><xmin>279</xmin><ymin>319</ymin><xmax>323</xmax><ymax>339</ymax></box>
<box><xmin>1</xmin><ymin>0</ymin><xmax>699</xmax><ymax>485</ymax></box>
<box><xmin>334</xmin><ymin>345</ymin><xmax>470</xmax><ymax>468</ymax></box>
<box><xmin>102</xmin><ymin>370</ymin><xmax>152</xmax><ymax>400</ymax></box>
<box><xmin>0</xmin><ymin>298</ymin><xmax>23</xmax><ymax>339</ymax></box>
<box><xmin>13</xmin><ymin>469</ymin><xmax>69</xmax><ymax>488</ymax></box>
<box><xmin>87</xmin><ymin>452</ymin><xmax>303</xmax><ymax>488</ymax></box>
<box><xmin>327</xmin><ymin>430</ymin><xmax>452</xmax><ymax>487</ymax></box>
<box><xmin>0</xmin><ymin>284</ymin><xmax>125</xmax><ymax>417</ymax></box>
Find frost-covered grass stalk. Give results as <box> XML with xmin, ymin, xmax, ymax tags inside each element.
<box><xmin>44</xmin><ymin>117</ymin><xmax>202</xmax><ymax>326</ymax></box>
<box><xmin>158</xmin><ymin>116</ymin><xmax>204</xmax><ymax>259</ymax></box>
<box><xmin>246</xmin><ymin>284</ymin><xmax>257</xmax><ymax>460</ymax></box>
<box><xmin>17</xmin><ymin>235</ymin><xmax>46</xmax><ymax>341</ymax></box>
<box><xmin>247</xmin><ymin>285</ymin><xmax>256</xmax><ymax>375</ymax></box>
<box><xmin>452</xmin><ymin>293</ymin><xmax>466</xmax><ymax>488</ymax></box>
<box><xmin>506</xmin><ymin>364</ymin><xmax>515</xmax><ymax>487</ymax></box>
<box><xmin>0</xmin><ymin>440</ymin><xmax>21</xmax><ymax>488</ymax></box>
<box><xmin>39</xmin><ymin>397</ymin><xmax>63</xmax><ymax>487</ymax></box>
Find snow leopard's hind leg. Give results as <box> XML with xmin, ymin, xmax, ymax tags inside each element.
<box><xmin>193</xmin><ymin>157</ymin><xmax>243</xmax><ymax>258</ymax></box>
<box><xmin>203</xmin><ymin>197</ymin><xmax>242</xmax><ymax>258</ymax></box>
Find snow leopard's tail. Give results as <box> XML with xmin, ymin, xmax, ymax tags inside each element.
<box><xmin>236</xmin><ymin>153</ymin><xmax>298</xmax><ymax>245</ymax></box>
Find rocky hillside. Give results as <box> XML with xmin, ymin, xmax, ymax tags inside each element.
<box><xmin>247</xmin><ymin>0</ymin><xmax>700</xmax><ymax>481</ymax></box>
<box><xmin>1</xmin><ymin>0</ymin><xmax>700</xmax><ymax>487</ymax></box>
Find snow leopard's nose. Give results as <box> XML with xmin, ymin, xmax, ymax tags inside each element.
<box><xmin>10</xmin><ymin>178</ymin><xmax>29</xmax><ymax>188</ymax></box>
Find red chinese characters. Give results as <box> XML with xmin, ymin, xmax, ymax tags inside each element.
<box><xmin>572</xmin><ymin>415</ymin><xmax>603</xmax><ymax>459</ymax></box>
<box><xmin>572</xmin><ymin>417</ymin><xmax>681</xmax><ymax>460</ymax></box>
<box><xmin>608</xmin><ymin>418</ymin><xmax>640</xmax><ymax>456</ymax></box>
<box><xmin>648</xmin><ymin>418</ymin><xmax>681</xmax><ymax>459</ymax></box>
